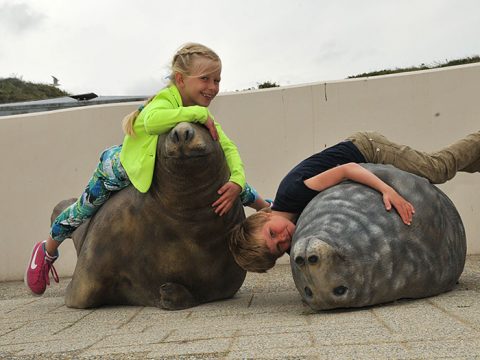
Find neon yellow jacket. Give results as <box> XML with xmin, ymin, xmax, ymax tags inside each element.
<box><xmin>120</xmin><ymin>85</ymin><xmax>246</xmax><ymax>193</ymax></box>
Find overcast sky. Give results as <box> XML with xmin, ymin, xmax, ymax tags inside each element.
<box><xmin>1</xmin><ymin>0</ymin><xmax>479</xmax><ymax>96</ymax></box>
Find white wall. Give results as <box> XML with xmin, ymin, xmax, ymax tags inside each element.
<box><xmin>1</xmin><ymin>63</ymin><xmax>479</xmax><ymax>281</ymax></box>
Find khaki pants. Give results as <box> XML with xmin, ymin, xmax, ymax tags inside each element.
<box><xmin>347</xmin><ymin>131</ymin><xmax>480</xmax><ymax>184</ymax></box>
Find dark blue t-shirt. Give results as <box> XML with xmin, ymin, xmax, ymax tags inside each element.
<box><xmin>271</xmin><ymin>141</ymin><xmax>366</xmax><ymax>214</ymax></box>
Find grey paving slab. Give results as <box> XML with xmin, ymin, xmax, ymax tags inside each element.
<box><xmin>231</xmin><ymin>331</ymin><xmax>313</xmax><ymax>351</ymax></box>
<box><xmin>0</xmin><ymin>255</ymin><xmax>478</xmax><ymax>359</ymax></box>
<box><xmin>165</xmin><ymin>328</ymin><xmax>237</xmax><ymax>342</ymax></box>
<box><xmin>405</xmin><ymin>337</ymin><xmax>480</xmax><ymax>358</ymax></box>
<box><xmin>372</xmin><ymin>301</ymin><xmax>477</xmax><ymax>341</ymax></box>
<box><xmin>227</xmin><ymin>343</ymin><xmax>409</xmax><ymax>360</ymax></box>
<box><xmin>428</xmin><ymin>290</ymin><xmax>480</xmax><ymax>331</ymax></box>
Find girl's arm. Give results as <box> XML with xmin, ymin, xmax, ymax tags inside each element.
<box><xmin>140</xmin><ymin>89</ymin><xmax>247</xmax><ymax>214</ymax></box>
<box><xmin>147</xmin><ymin>105</ymin><xmax>246</xmax><ymax>190</ymax></box>
<box><xmin>143</xmin><ymin>98</ymin><xmax>210</xmax><ymax>135</ymax></box>
<box><xmin>304</xmin><ymin>163</ymin><xmax>415</xmax><ymax>225</ymax></box>
<box><xmin>214</xmin><ymin>121</ymin><xmax>245</xmax><ymax>189</ymax></box>
<box><xmin>210</xmin><ymin>121</ymin><xmax>247</xmax><ymax>216</ymax></box>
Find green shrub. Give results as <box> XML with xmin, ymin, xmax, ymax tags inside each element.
<box><xmin>348</xmin><ymin>56</ymin><xmax>480</xmax><ymax>79</ymax></box>
<box><xmin>0</xmin><ymin>77</ymin><xmax>70</xmax><ymax>104</ymax></box>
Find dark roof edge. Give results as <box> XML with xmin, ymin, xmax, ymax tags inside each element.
<box><xmin>0</xmin><ymin>96</ymin><xmax>148</xmax><ymax>117</ymax></box>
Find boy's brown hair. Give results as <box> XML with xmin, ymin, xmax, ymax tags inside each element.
<box><xmin>228</xmin><ymin>209</ymin><xmax>278</xmax><ymax>273</ymax></box>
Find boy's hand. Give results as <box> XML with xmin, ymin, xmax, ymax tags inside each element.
<box><xmin>212</xmin><ymin>181</ymin><xmax>242</xmax><ymax>216</ymax></box>
<box><xmin>204</xmin><ymin>116</ymin><xmax>218</xmax><ymax>141</ymax></box>
<box><xmin>382</xmin><ymin>189</ymin><xmax>415</xmax><ymax>225</ymax></box>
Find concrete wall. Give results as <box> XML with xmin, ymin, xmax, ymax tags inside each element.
<box><xmin>1</xmin><ymin>63</ymin><xmax>479</xmax><ymax>281</ymax></box>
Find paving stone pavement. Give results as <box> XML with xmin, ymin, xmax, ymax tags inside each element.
<box><xmin>0</xmin><ymin>256</ymin><xmax>479</xmax><ymax>359</ymax></box>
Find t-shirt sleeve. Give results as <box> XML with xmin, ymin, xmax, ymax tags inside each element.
<box><xmin>272</xmin><ymin>174</ymin><xmax>319</xmax><ymax>214</ymax></box>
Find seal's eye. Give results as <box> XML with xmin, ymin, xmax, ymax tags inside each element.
<box><xmin>294</xmin><ymin>256</ymin><xmax>305</xmax><ymax>266</ymax></box>
<box><xmin>307</xmin><ymin>255</ymin><xmax>318</xmax><ymax>264</ymax></box>
<box><xmin>304</xmin><ymin>286</ymin><xmax>313</xmax><ymax>298</ymax></box>
<box><xmin>333</xmin><ymin>286</ymin><xmax>348</xmax><ymax>296</ymax></box>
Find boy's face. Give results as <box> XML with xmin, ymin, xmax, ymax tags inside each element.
<box><xmin>176</xmin><ymin>58</ymin><xmax>221</xmax><ymax>107</ymax></box>
<box><xmin>261</xmin><ymin>215</ymin><xmax>296</xmax><ymax>258</ymax></box>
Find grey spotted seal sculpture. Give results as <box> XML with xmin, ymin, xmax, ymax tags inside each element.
<box><xmin>52</xmin><ymin>122</ymin><xmax>246</xmax><ymax>310</ymax></box>
<box><xmin>290</xmin><ymin>163</ymin><xmax>466</xmax><ymax>311</ymax></box>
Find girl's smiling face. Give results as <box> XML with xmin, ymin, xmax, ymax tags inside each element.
<box><xmin>176</xmin><ymin>57</ymin><xmax>221</xmax><ymax>107</ymax></box>
<box><xmin>261</xmin><ymin>214</ymin><xmax>296</xmax><ymax>258</ymax></box>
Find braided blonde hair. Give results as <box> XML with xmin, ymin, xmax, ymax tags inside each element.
<box><xmin>122</xmin><ymin>43</ymin><xmax>221</xmax><ymax>136</ymax></box>
<box><xmin>121</xmin><ymin>96</ymin><xmax>154</xmax><ymax>136</ymax></box>
<box><xmin>170</xmin><ymin>42</ymin><xmax>221</xmax><ymax>84</ymax></box>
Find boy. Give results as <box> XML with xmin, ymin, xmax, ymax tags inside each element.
<box><xmin>229</xmin><ymin>130</ymin><xmax>480</xmax><ymax>273</ymax></box>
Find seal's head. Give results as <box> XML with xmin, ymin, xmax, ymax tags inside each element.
<box><xmin>162</xmin><ymin>122</ymin><xmax>220</xmax><ymax>160</ymax></box>
<box><xmin>156</xmin><ymin>122</ymin><xmax>226</xmax><ymax>184</ymax></box>
<box><xmin>291</xmin><ymin>236</ymin><xmax>361</xmax><ymax>310</ymax></box>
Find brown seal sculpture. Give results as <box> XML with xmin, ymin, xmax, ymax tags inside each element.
<box><xmin>53</xmin><ymin>122</ymin><xmax>246</xmax><ymax>310</ymax></box>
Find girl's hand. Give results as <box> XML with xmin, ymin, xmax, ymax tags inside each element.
<box><xmin>204</xmin><ymin>116</ymin><xmax>218</xmax><ymax>141</ymax></box>
<box><xmin>382</xmin><ymin>188</ymin><xmax>415</xmax><ymax>225</ymax></box>
<box><xmin>212</xmin><ymin>181</ymin><xmax>242</xmax><ymax>216</ymax></box>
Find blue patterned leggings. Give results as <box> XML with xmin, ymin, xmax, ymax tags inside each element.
<box><xmin>50</xmin><ymin>145</ymin><xmax>130</xmax><ymax>242</ymax></box>
<box><xmin>50</xmin><ymin>145</ymin><xmax>260</xmax><ymax>243</ymax></box>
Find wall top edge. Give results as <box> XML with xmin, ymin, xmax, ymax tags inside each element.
<box><xmin>220</xmin><ymin>62</ymin><xmax>480</xmax><ymax>96</ymax></box>
<box><xmin>2</xmin><ymin>62</ymin><xmax>478</xmax><ymax>118</ymax></box>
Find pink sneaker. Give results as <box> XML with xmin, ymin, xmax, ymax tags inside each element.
<box><xmin>25</xmin><ymin>241</ymin><xmax>59</xmax><ymax>295</ymax></box>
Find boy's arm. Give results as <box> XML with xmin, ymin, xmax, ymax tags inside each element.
<box><xmin>304</xmin><ymin>163</ymin><xmax>415</xmax><ymax>225</ymax></box>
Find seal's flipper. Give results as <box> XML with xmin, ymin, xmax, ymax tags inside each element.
<box><xmin>159</xmin><ymin>282</ymin><xmax>198</xmax><ymax>310</ymax></box>
<box><xmin>65</xmin><ymin>276</ymin><xmax>105</xmax><ymax>309</ymax></box>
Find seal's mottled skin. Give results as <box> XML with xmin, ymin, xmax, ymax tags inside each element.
<box><xmin>53</xmin><ymin>123</ymin><xmax>246</xmax><ymax>310</ymax></box>
<box><xmin>291</xmin><ymin>164</ymin><xmax>466</xmax><ymax>311</ymax></box>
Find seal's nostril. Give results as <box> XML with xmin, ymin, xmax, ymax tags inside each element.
<box><xmin>304</xmin><ymin>286</ymin><xmax>313</xmax><ymax>297</ymax></box>
<box><xmin>333</xmin><ymin>286</ymin><xmax>348</xmax><ymax>296</ymax></box>
<box><xmin>295</xmin><ymin>256</ymin><xmax>305</xmax><ymax>266</ymax></box>
<box><xmin>184</xmin><ymin>128</ymin><xmax>194</xmax><ymax>142</ymax></box>
<box><xmin>308</xmin><ymin>255</ymin><xmax>319</xmax><ymax>264</ymax></box>
<box><xmin>171</xmin><ymin>130</ymin><xmax>180</xmax><ymax>143</ymax></box>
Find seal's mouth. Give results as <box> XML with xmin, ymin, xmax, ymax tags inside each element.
<box><xmin>163</xmin><ymin>153</ymin><xmax>209</xmax><ymax>159</ymax></box>
<box><xmin>163</xmin><ymin>147</ymin><xmax>211</xmax><ymax>159</ymax></box>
